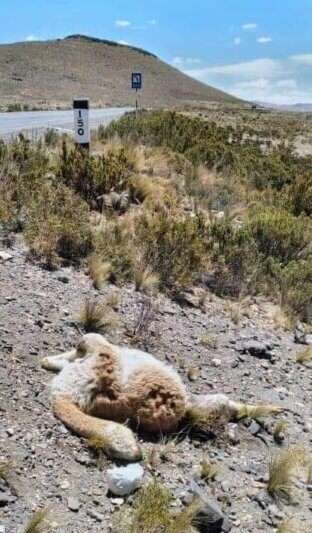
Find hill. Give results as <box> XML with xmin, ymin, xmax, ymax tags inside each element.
<box><xmin>0</xmin><ymin>35</ymin><xmax>238</xmax><ymax>109</ymax></box>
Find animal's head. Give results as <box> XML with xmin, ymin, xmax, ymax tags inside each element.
<box><xmin>41</xmin><ymin>333</ymin><xmax>112</xmax><ymax>372</ymax></box>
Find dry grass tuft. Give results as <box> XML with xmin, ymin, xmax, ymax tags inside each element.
<box><xmin>78</xmin><ymin>299</ymin><xmax>117</xmax><ymax>334</ymax></box>
<box><xmin>200</xmin><ymin>457</ymin><xmax>220</xmax><ymax>481</ymax></box>
<box><xmin>296</xmin><ymin>346</ymin><xmax>312</xmax><ymax>364</ymax></box>
<box><xmin>88</xmin><ymin>436</ymin><xmax>108</xmax><ymax>469</ymax></box>
<box><xmin>158</xmin><ymin>436</ymin><xmax>180</xmax><ymax>462</ymax></box>
<box><xmin>24</xmin><ymin>507</ymin><xmax>51</xmax><ymax>533</ymax></box>
<box><xmin>105</xmin><ymin>292</ymin><xmax>121</xmax><ymax>311</ymax></box>
<box><xmin>186</xmin><ymin>365</ymin><xmax>199</xmax><ymax>381</ymax></box>
<box><xmin>237</xmin><ymin>404</ymin><xmax>283</xmax><ymax>420</ymax></box>
<box><xmin>134</xmin><ymin>265</ymin><xmax>159</xmax><ymax>294</ymax></box>
<box><xmin>277</xmin><ymin>517</ymin><xmax>309</xmax><ymax>533</ymax></box>
<box><xmin>273</xmin><ymin>419</ymin><xmax>289</xmax><ymax>443</ymax></box>
<box><xmin>131</xmin><ymin>479</ymin><xmax>199</xmax><ymax>533</ymax></box>
<box><xmin>131</xmin><ymin>479</ymin><xmax>172</xmax><ymax>533</ymax></box>
<box><xmin>0</xmin><ymin>458</ymin><xmax>17</xmax><ymax>479</ymax></box>
<box><xmin>199</xmin><ymin>334</ymin><xmax>218</xmax><ymax>349</ymax></box>
<box><xmin>169</xmin><ymin>497</ymin><xmax>201</xmax><ymax>533</ymax></box>
<box><xmin>88</xmin><ymin>255</ymin><xmax>111</xmax><ymax>289</ymax></box>
<box><xmin>267</xmin><ymin>445</ymin><xmax>305</xmax><ymax>502</ymax></box>
<box><xmin>184</xmin><ymin>407</ymin><xmax>229</xmax><ymax>440</ymax></box>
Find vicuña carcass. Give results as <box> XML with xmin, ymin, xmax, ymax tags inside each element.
<box><xmin>42</xmin><ymin>333</ymin><xmax>279</xmax><ymax>460</ymax></box>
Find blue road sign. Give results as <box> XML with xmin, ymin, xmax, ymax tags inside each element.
<box><xmin>132</xmin><ymin>72</ymin><xmax>142</xmax><ymax>90</ymax></box>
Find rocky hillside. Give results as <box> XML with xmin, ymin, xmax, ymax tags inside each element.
<box><xmin>0</xmin><ymin>35</ymin><xmax>238</xmax><ymax>110</ymax></box>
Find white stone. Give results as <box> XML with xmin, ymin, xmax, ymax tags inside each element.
<box><xmin>107</xmin><ymin>463</ymin><xmax>144</xmax><ymax>496</ymax></box>
<box><xmin>0</xmin><ymin>251</ymin><xmax>12</xmax><ymax>262</ymax></box>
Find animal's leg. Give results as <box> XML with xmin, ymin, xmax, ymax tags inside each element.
<box><xmin>52</xmin><ymin>395</ymin><xmax>142</xmax><ymax>461</ymax></box>
<box><xmin>41</xmin><ymin>350</ymin><xmax>77</xmax><ymax>372</ymax></box>
<box><xmin>188</xmin><ymin>394</ymin><xmax>282</xmax><ymax>418</ymax></box>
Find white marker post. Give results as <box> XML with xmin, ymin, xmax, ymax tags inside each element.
<box><xmin>73</xmin><ymin>98</ymin><xmax>90</xmax><ymax>150</ymax></box>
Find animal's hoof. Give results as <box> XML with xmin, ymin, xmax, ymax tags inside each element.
<box><xmin>101</xmin><ymin>423</ymin><xmax>142</xmax><ymax>462</ymax></box>
<box><xmin>41</xmin><ymin>357</ymin><xmax>51</xmax><ymax>370</ymax></box>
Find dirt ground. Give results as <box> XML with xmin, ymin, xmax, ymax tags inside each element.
<box><xmin>0</xmin><ymin>241</ymin><xmax>311</xmax><ymax>532</ymax></box>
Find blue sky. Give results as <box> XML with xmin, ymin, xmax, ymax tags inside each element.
<box><xmin>1</xmin><ymin>0</ymin><xmax>311</xmax><ymax>103</ymax></box>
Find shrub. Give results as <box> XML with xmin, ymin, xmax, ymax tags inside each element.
<box><xmin>24</xmin><ymin>184</ymin><xmax>93</xmax><ymax>267</ymax></box>
<box><xmin>0</xmin><ymin>135</ymin><xmax>49</xmax><ymax>228</ymax></box>
<box><xmin>282</xmin><ymin>260</ymin><xmax>312</xmax><ymax>323</ymax></box>
<box><xmin>58</xmin><ymin>142</ymin><xmax>130</xmax><ymax>209</ymax></box>
<box><xmin>247</xmin><ymin>208</ymin><xmax>308</xmax><ymax>263</ymax></box>
<box><xmin>136</xmin><ymin>211</ymin><xmax>208</xmax><ymax>292</ymax></box>
<box><xmin>44</xmin><ymin>128</ymin><xmax>59</xmax><ymax>147</ymax></box>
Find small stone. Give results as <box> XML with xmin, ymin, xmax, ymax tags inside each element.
<box><xmin>0</xmin><ymin>525</ymin><xmax>6</xmax><ymax>533</ymax></box>
<box><xmin>107</xmin><ymin>463</ymin><xmax>144</xmax><ymax>496</ymax></box>
<box><xmin>0</xmin><ymin>494</ymin><xmax>12</xmax><ymax>507</ymax></box>
<box><xmin>57</xmin><ymin>275</ymin><xmax>69</xmax><ymax>284</ymax></box>
<box><xmin>67</xmin><ymin>497</ymin><xmax>80</xmax><ymax>512</ymax></box>
<box><xmin>249</xmin><ymin>421</ymin><xmax>261</xmax><ymax>436</ymax></box>
<box><xmin>240</xmin><ymin>340</ymin><xmax>272</xmax><ymax>360</ymax></box>
<box><xmin>111</xmin><ymin>498</ymin><xmax>124</xmax><ymax>506</ymax></box>
<box><xmin>6</xmin><ymin>428</ymin><xmax>14</xmax><ymax>436</ymax></box>
<box><xmin>0</xmin><ymin>251</ymin><xmax>12</xmax><ymax>262</ymax></box>
<box><xmin>86</xmin><ymin>508</ymin><xmax>104</xmax><ymax>522</ymax></box>
<box><xmin>212</xmin><ymin>358</ymin><xmax>222</xmax><ymax>367</ymax></box>
<box><xmin>228</xmin><ymin>423</ymin><xmax>240</xmax><ymax>444</ymax></box>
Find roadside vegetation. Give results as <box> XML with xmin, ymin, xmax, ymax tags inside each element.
<box><xmin>0</xmin><ymin>108</ymin><xmax>311</xmax><ymax>324</ymax></box>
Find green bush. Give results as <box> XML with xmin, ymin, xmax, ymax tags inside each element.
<box><xmin>247</xmin><ymin>208</ymin><xmax>308</xmax><ymax>263</ymax></box>
<box><xmin>58</xmin><ymin>142</ymin><xmax>130</xmax><ymax>209</ymax></box>
<box><xmin>282</xmin><ymin>260</ymin><xmax>312</xmax><ymax>323</ymax></box>
<box><xmin>24</xmin><ymin>184</ymin><xmax>93</xmax><ymax>267</ymax></box>
<box><xmin>136</xmin><ymin>211</ymin><xmax>208</xmax><ymax>292</ymax></box>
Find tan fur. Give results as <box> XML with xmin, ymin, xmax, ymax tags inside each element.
<box><xmin>43</xmin><ymin>333</ymin><xmax>282</xmax><ymax>461</ymax></box>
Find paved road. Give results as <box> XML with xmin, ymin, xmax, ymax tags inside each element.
<box><xmin>0</xmin><ymin>107</ymin><xmax>131</xmax><ymax>138</ymax></box>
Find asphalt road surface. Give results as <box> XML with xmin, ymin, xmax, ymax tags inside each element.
<box><xmin>0</xmin><ymin>107</ymin><xmax>131</xmax><ymax>138</ymax></box>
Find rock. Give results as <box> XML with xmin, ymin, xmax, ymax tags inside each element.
<box><xmin>0</xmin><ymin>525</ymin><xmax>6</xmax><ymax>533</ymax></box>
<box><xmin>176</xmin><ymin>288</ymin><xmax>206</xmax><ymax>308</ymax></box>
<box><xmin>86</xmin><ymin>508</ymin><xmax>104</xmax><ymax>522</ymax></box>
<box><xmin>0</xmin><ymin>251</ymin><xmax>12</xmax><ymax>262</ymax></box>
<box><xmin>107</xmin><ymin>463</ymin><xmax>144</xmax><ymax>496</ymax></box>
<box><xmin>57</xmin><ymin>275</ymin><xmax>69</xmax><ymax>284</ymax></box>
<box><xmin>227</xmin><ymin>423</ymin><xmax>240</xmax><ymax>444</ymax></box>
<box><xmin>249</xmin><ymin>421</ymin><xmax>261</xmax><ymax>436</ymax></box>
<box><xmin>67</xmin><ymin>497</ymin><xmax>80</xmax><ymax>512</ymax></box>
<box><xmin>0</xmin><ymin>494</ymin><xmax>13</xmax><ymax>507</ymax></box>
<box><xmin>212</xmin><ymin>358</ymin><xmax>222</xmax><ymax>367</ymax></box>
<box><xmin>240</xmin><ymin>340</ymin><xmax>272</xmax><ymax>360</ymax></box>
<box><xmin>294</xmin><ymin>329</ymin><xmax>312</xmax><ymax>345</ymax></box>
<box><xmin>186</xmin><ymin>481</ymin><xmax>226</xmax><ymax>532</ymax></box>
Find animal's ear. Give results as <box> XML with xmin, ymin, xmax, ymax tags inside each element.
<box><xmin>76</xmin><ymin>339</ymin><xmax>87</xmax><ymax>357</ymax></box>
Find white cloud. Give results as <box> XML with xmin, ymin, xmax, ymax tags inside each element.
<box><xmin>276</xmin><ymin>79</ymin><xmax>297</xmax><ymax>89</ymax></box>
<box><xmin>26</xmin><ymin>34</ymin><xmax>38</xmax><ymax>41</ymax></box>
<box><xmin>115</xmin><ymin>20</ymin><xmax>131</xmax><ymax>27</ymax></box>
<box><xmin>149</xmin><ymin>19</ymin><xmax>157</xmax><ymax>25</ymax></box>
<box><xmin>172</xmin><ymin>56</ymin><xmax>201</xmax><ymax>66</ymax></box>
<box><xmin>242</xmin><ymin>23</ymin><xmax>258</xmax><ymax>31</ymax></box>
<box><xmin>118</xmin><ymin>40</ymin><xmax>129</xmax><ymax>45</ymax></box>
<box><xmin>257</xmin><ymin>37</ymin><xmax>272</xmax><ymax>44</ymax></box>
<box><xmin>235</xmin><ymin>78</ymin><xmax>271</xmax><ymax>91</ymax></box>
<box><xmin>233</xmin><ymin>37</ymin><xmax>242</xmax><ymax>45</ymax></box>
<box><xmin>289</xmin><ymin>54</ymin><xmax>312</xmax><ymax>64</ymax></box>
<box><xmin>172</xmin><ymin>56</ymin><xmax>183</xmax><ymax>65</ymax></box>
<box><xmin>185</xmin><ymin>58</ymin><xmax>281</xmax><ymax>79</ymax></box>
<box><xmin>231</xmin><ymin>78</ymin><xmax>309</xmax><ymax>104</ymax></box>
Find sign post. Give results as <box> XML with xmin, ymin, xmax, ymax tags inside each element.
<box><xmin>131</xmin><ymin>73</ymin><xmax>142</xmax><ymax>109</ymax></box>
<box><xmin>73</xmin><ymin>98</ymin><xmax>90</xmax><ymax>150</ymax></box>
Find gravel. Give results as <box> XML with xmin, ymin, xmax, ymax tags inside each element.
<box><xmin>0</xmin><ymin>243</ymin><xmax>311</xmax><ymax>532</ymax></box>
